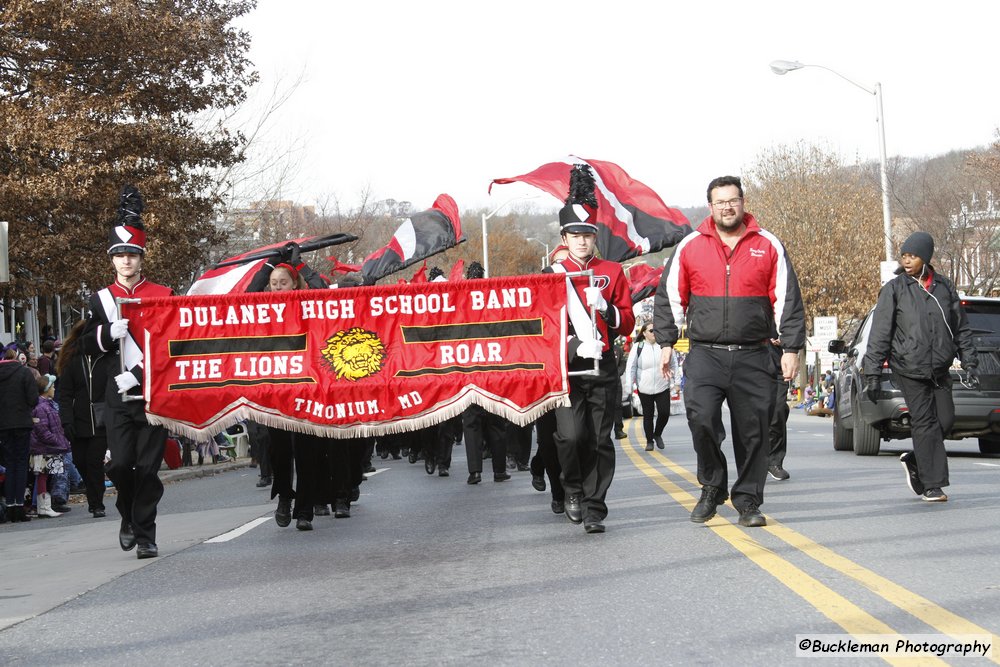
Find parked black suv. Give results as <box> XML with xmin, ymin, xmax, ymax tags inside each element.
<box><xmin>828</xmin><ymin>296</ymin><xmax>1000</xmax><ymax>455</ymax></box>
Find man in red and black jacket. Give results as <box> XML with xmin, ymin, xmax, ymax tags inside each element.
<box><xmin>546</xmin><ymin>165</ymin><xmax>635</xmax><ymax>534</ymax></box>
<box><xmin>653</xmin><ymin>175</ymin><xmax>804</xmax><ymax>528</ymax></box>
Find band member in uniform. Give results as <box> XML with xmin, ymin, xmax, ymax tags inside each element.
<box><xmin>547</xmin><ymin>165</ymin><xmax>634</xmax><ymax>533</ymax></box>
<box><xmin>84</xmin><ymin>186</ymin><xmax>174</xmax><ymax>558</ymax></box>
<box><xmin>247</xmin><ymin>243</ymin><xmax>330</xmax><ymax>531</ymax></box>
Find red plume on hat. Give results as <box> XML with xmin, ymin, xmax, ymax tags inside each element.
<box><xmin>107</xmin><ymin>185</ymin><xmax>147</xmax><ymax>255</ymax></box>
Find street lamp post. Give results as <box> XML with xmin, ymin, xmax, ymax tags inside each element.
<box><xmin>527</xmin><ymin>237</ymin><xmax>550</xmax><ymax>269</ymax></box>
<box><xmin>770</xmin><ymin>59</ymin><xmax>893</xmax><ymax>262</ymax></box>
<box><xmin>482</xmin><ymin>195</ymin><xmax>540</xmax><ymax>277</ymax></box>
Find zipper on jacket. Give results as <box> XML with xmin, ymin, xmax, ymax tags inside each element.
<box><xmin>724</xmin><ymin>263</ymin><xmax>731</xmax><ymax>337</ymax></box>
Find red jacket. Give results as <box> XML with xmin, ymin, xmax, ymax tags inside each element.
<box><xmin>653</xmin><ymin>213</ymin><xmax>804</xmax><ymax>351</ymax></box>
<box><xmin>551</xmin><ymin>254</ymin><xmax>635</xmax><ymax>363</ymax></box>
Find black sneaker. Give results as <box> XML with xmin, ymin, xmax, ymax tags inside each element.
<box><xmin>645</xmin><ymin>441</ymin><xmax>654</xmax><ymax>451</ymax></box>
<box><xmin>550</xmin><ymin>499</ymin><xmax>565</xmax><ymax>514</ymax></box>
<box><xmin>900</xmin><ymin>452</ymin><xmax>924</xmax><ymax>495</ymax></box>
<box><xmin>334</xmin><ymin>499</ymin><xmax>351</xmax><ymax>518</ymax></box>
<box><xmin>313</xmin><ymin>504</ymin><xmax>330</xmax><ymax>516</ymax></box>
<box><xmin>922</xmin><ymin>488</ymin><xmax>948</xmax><ymax>502</ymax></box>
<box><xmin>737</xmin><ymin>503</ymin><xmax>767</xmax><ymax>527</ymax></box>
<box><xmin>296</xmin><ymin>517</ymin><xmax>313</xmax><ymax>531</ymax></box>
<box><xmin>614</xmin><ymin>429</ymin><xmax>627</xmax><ymax>439</ymax></box>
<box><xmin>531</xmin><ymin>474</ymin><xmax>546</xmax><ymax>492</ymax></box>
<box><xmin>438</xmin><ymin>467</ymin><xmax>450</xmax><ymax>477</ymax></box>
<box><xmin>690</xmin><ymin>486</ymin><xmax>728</xmax><ymax>523</ymax></box>
<box><xmin>768</xmin><ymin>465</ymin><xmax>790</xmax><ymax>481</ymax></box>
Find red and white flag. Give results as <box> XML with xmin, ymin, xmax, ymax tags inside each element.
<box><xmin>187</xmin><ymin>237</ymin><xmax>315</xmax><ymax>296</ymax></box>
<box><xmin>491</xmin><ymin>157</ymin><xmax>691</xmax><ymax>262</ymax></box>
<box><xmin>625</xmin><ymin>262</ymin><xmax>663</xmax><ymax>303</ymax></box>
<box><xmin>361</xmin><ymin>194</ymin><xmax>464</xmax><ymax>285</ymax></box>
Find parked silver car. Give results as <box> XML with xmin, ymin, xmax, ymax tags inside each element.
<box><xmin>827</xmin><ymin>296</ymin><xmax>1000</xmax><ymax>455</ymax></box>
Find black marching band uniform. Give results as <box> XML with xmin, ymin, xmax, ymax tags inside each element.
<box><xmin>546</xmin><ymin>165</ymin><xmax>635</xmax><ymax>533</ymax></box>
<box><xmin>83</xmin><ymin>186</ymin><xmax>174</xmax><ymax>558</ymax></box>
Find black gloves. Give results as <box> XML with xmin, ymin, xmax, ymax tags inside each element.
<box><xmin>966</xmin><ymin>366</ymin><xmax>980</xmax><ymax>390</ymax></box>
<box><xmin>864</xmin><ymin>376</ymin><xmax>881</xmax><ymax>403</ymax></box>
<box><xmin>277</xmin><ymin>242</ymin><xmax>301</xmax><ymax>266</ymax></box>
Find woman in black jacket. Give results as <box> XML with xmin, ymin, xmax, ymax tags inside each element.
<box><xmin>0</xmin><ymin>345</ymin><xmax>40</xmax><ymax>521</ymax></box>
<box><xmin>863</xmin><ymin>231</ymin><xmax>978</xmax><ymax>502</ymax></box>
<box><xmin>57</xmin><ymin>319</ymin><xmax>110</xmax><ymax>518</ymax></box>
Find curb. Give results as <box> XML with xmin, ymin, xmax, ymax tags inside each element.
<box><xmin>157</xmin><ymin>458</ymin><xmax>253</xmax><ymax>484</ymax></box>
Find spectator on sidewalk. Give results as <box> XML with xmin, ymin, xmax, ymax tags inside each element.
<box><xmin>29</xmin><ymin>374</ymin><xmax>71</xmax><ymax>518</ymax></box>
<box><xmin>0</xmin><ymin>345</ymin><xmax>40</xmax><ymax>522</ymax></box>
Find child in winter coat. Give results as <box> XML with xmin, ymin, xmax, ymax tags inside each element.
<box><xmin>29</xmin><ymin>374</ymin><xmax>71</xmax><ymax>518</ymax></box>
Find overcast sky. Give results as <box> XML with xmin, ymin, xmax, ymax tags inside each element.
<box><xmin>233</xmin><ymin>1</ymin><xmax>1000</xmax><ymax>216</ymax></box>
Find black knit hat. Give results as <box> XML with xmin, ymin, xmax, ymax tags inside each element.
<box><xmin>900</xmin><ymin>231</ymin><xmax>934</xmax><ymax>265</ymax></box>
<box><xmin>559</xmin><ymin>164</ymin><xmax>598</xmax><ymax>234</ymax></box>
<box><xmin>107</xmin><ymin>185</ymin><xmax>147</xmax><ymax>255</ymax></box>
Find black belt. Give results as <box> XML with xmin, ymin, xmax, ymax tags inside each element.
<box><xmin>692</xmin><ymin>342</ymin><xmax>767</xmax><ymax>351</ymax></box>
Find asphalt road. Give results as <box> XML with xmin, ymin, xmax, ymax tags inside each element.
<box><xmin>2</xmin><ymin>409</ymin><xmax>999</xmax><ymax>666</ymax></box>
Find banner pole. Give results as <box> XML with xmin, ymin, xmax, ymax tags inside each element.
<box><xmin>116</xmin><ymin>297</ymin><xmax>146</xmax><ymax>402</ymax></box>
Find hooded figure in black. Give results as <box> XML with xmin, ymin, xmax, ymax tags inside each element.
<box><xmin>863</xmin><ymin>231</ymin><xmax>978</xmax><ymax>502</ymax></box>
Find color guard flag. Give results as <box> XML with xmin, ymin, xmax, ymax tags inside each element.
<box><xmin>626</xmin><ymin>263</ymin><xmax>664</xmax><ymax>303</ymax></box>
<box><xmin>187</xmin><ymin>237</ymin><xmax>313</xmax><ymax>296</ymax></box>
<box><xmin>490</xmin><ymin>157</ymin><xmax>692</xmax><ymax>262</ymax></box>
<box><xmin>361</xmin><ymin>194</ymin><xmax>464</xmax><ymax>285</ymax></box>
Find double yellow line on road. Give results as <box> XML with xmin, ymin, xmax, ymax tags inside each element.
<box><xmin>622</xmin><ymin>437</ymin><xmax>1000</xmax><ymax>666</ymax></box>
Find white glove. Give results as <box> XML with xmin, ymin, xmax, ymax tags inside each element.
<box><xmin>115</xmin><ymin>372</ymin><xmax>140</xmax><ymax>394</ymax></box>
<box><xmin>577</xmin><ymin>339</ymin><xmax>603</xmax><ymax>360</ymax></box>
<box><xmin>110</xmin><ymin>319</ymin><xmax>130</xmax><ymax>340</ymax></box>
<box><xmin>584</xmin><ymin>286</ymin><xmax>608</xmax><ymax>314</ymax></box>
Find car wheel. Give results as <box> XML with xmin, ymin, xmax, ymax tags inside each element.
<box><xmin>979</xmin><ymin>437</ymin><xmax>1000</xmax><ymax>455</ymax></box>
<box><xmin>851</xmin><ymin>392</ymin><xmax>881</xmax><ymax>456</ymax></box>
<box><xmin>833</xmin><ymin>398</ymin><xmax>853</xmax><ymax>451</ymax></box>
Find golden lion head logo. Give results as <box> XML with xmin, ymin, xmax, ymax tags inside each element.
<box><xmin>321</xmin><ymin>328</ymin><xmax>385</xmax><ymax>381</ymax></box>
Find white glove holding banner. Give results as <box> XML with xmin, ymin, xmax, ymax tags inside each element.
<box><xmin>115</xmin><ymin>372</ymin><xmax>139</xmax><ymax>394</ymax></box>
<box><xmin>110</xmin><ymin>319</ymin><xmax>130</xmax><ymax>340</ymax></box>
<box><xmin>577</xmin><ymin>338</ymin><xmax>603</xmax><ymax>360</ymax></box>
<box><xmin>583</xmin><ymin>286</ymin><xmax>608</xmax><ymax>314</ymax></box>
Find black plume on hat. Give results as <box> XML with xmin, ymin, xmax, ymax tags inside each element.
<box><xmin>900</xmin><ymin>231</ymin><xmax>934</xmax><ymax>265</ymax></box>
<box><xmin>108</xmin><ymin>185</ymin><xmax>148</xmax><ymax>255</ymax></box>
<box><xmin>466</xmin><ymin>261</ymin><xmax>485</xmax><ymax>279</ymax></box>
<box><xmin>559</xmin><ymin>164</ymin><xmax>598</xmax><ymax>234</ymax></box>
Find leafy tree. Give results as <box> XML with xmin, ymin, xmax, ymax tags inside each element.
<box><xmin>0</xmin><ymin>0</ymin><xmax>257</xmax><ymax>304</ymax></box>
<box><xmin>743</xmin><ymin>142</ymin><xmax>884</xmax><ymax>336</ymax></box>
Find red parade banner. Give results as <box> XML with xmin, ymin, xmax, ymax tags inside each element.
<box><xmin>129</xmin><ymin>274</ymin><xmax>570</xmax><ymax>439</ymax></box>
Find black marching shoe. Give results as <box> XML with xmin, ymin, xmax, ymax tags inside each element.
<box><xmin>119</xmin><ymin>520</ymin><xmax>137</xmax><ymax>551</ymax></box>
<box><xmin>438</xmin><ymin>466</ymin><xmax>450</xmax><ymax>477</ymax></box>
<box><xmin>583</xmin><ymin>516</ymin><xmax>606</xmax><ymax>534</ymax></box>
<box><xmin>690</xmin><ymin>486</ymin><xmax>728</xmax><ymax>523</ymax></box>
<box><xmin>494</xmin><ymin>472</ymin><xmax>511</xmax><ymax>482</ymax></box>
<box><xmin>296</xmin><ymin>517</ymin><xmax>313</xmax><ymax>531</ymax></box>
<box><xmin>531</xmin><ymin>474</ymin><xmax>546</xmax><ymax>492</ymax></box>
<box><xmin>564</xmin><ymin>494</ymin><xmax>583</xmax><ymax>524</ymax></box>
<box><xmin>93</xmin><ymin>508</ymin><xmax>106</xmax><ymax>518</ymax></box>
<box><xmin>313</xmin><ymin>504</ymin><xmax>331</xmax><ymax>516</ymax></box>
<box><xmin>645</xmin><ymin>441</ymin><xmax>654</xmax><ymax>451</ymax></box>
<box><xmin>737</xmin><ymin>503</ymin><xmax>767</xmax><ymax>527</ymax></box>
<box><xmin>467</xmin><ymin>472</ymin><xmax>482</xmax><ymax>485</ymax></box>
<box><xmin>654</xmin><ymin>435</ymin><xmax>665</xmax><ymax>449</ymax></box>
<box><xmin>136</xmin><ymin>543</ymin><xmax>159</xmax><ymax>559</ymax></box>
<box><xmin>425</xmin><ymin>457</ymin><xmax>436</xmax><ymax>475</ymax></box>
<box><xmin>256</xmin><ymin>475</ymin><xmax>272</xmax><ymax>488</ymax></box>
<box><xmin>274</xmin><ymin>498</ymin><xmax>292</xmax><ymax>527</ymax></box>
<box><xmin>614</xmin><ymin>429</ymin><xmax>627</xmax><ymax>439</ymax></box>
<box><xmin>551</xmin><ymin>499</ymin><xmax>565</xmax><ymax>514</ymax></box>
